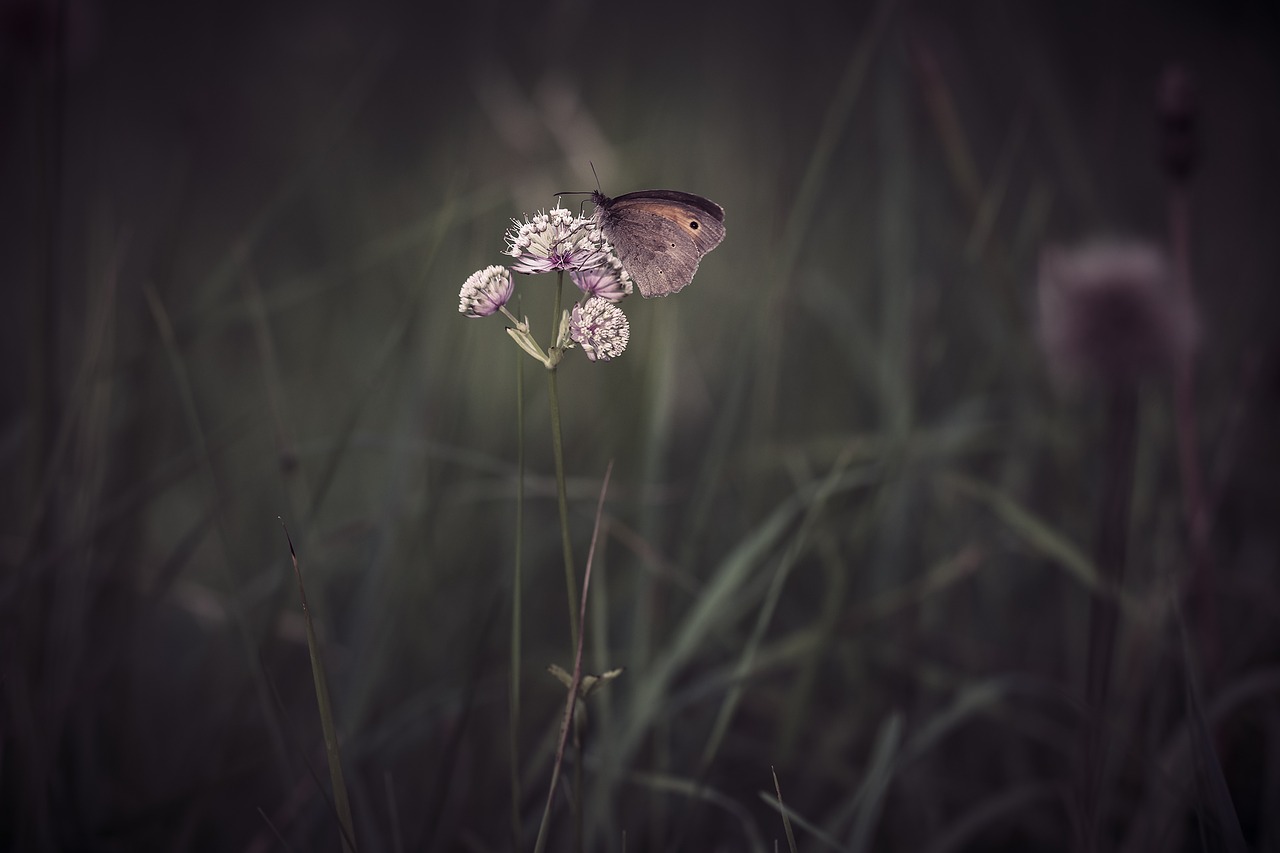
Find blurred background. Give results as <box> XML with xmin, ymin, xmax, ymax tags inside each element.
<box><xmin>3</xmin><ymin>0</ymin><xmax>1280</xmax><ymax>850</ymax></box>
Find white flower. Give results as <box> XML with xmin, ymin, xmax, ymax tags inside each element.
<box><xmin>459</xmin><ymin>265</ymin><xmax>514</xmax><ymax>318</ymax></box>
<box><xmin>571</xmin><ymin>254</ymin><xmax>633</xmax><ymax>303</ymax></box>
<box><xmin>569</xmin><ymin>297</ymin><xmax>630</xmax><ymax>362</ymax></box>
<box><xmin>504</xmin><ymin>207</ymin><xmax>610</xmax><ymax>274</ymax></box>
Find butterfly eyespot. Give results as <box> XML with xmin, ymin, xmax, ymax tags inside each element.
<box><xmin>689</xmin><ymin>220</ymin><xmax>699</xmax><ymax>230</ymax></box>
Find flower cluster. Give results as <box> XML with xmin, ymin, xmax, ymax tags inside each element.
<box><xmin>458</xmin><ymin>205</ymin><xmax>632</xmax><ymax>365</ymax></box>
<box><xmin>458</xmin><ymin>265</ymin><xmax>514</xmax><ymax>318</ymax></box>
<box><xmin>571</xmin><ymin>253</ymin><xmax>633</xmax><ymax>303</ymax></box>
<box><xmin>505</xmin><ymin>207</ymin><xmax>610</xmax><ymax>274</ymax></box>
<box><xmin>570</xmin><ymin>297</ymin><xmax>630</xmax><ymax>362</ymax></box>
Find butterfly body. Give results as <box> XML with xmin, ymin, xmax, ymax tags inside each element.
<box><xmin>592</xmin><ymin>189</ymin><xmax>726</xmax><ymax>298</ymax></box>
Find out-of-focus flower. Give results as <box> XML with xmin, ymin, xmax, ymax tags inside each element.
<box><xmin>505</xmin><ymin>207</ymin><xmax>609</xmax><ymax>274</ymax></box>
<box><xmin>459</xmin><ymin>265</ymin><xmax>514</xmax><ymax>317</ymax></box>
<box><xmin>1038</xmin><ymin>242</ymin><xmax>1198</xmax><ymax>386</ymax></box>
<box><xmin>570</xmin><ymin>254</ymin><xmax>633</xmax><ymax>302</ymax></box>
<box><xmin>569</xmin><ymin>297</ymin><xmax>630</xmax><ymax>362</ymax></box>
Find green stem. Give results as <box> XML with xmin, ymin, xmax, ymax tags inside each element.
<box><xmin>509</xmin><ymin>341</ymin><xmax>525</xmax><ymax>852</ymax></box>
<box><xmin>548</xmin><ymin>272</ymin><xmax>580</xmax><ymax>654</ymax></box>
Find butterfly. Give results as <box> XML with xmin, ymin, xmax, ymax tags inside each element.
<box><xmin>591</xmin><ymin>189</ymin><xmax>726</xmax><ymax>298</ymax></box>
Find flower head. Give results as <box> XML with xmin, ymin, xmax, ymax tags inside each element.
<box><xmin>1037</xmin><ymin>242</ymin><xmax>1197</xmax><ymax>386</ymax></box>
<box><xmin>459</xmin><ymin>265</ymin><xmax>514</xmax><ymax>318</ymax></box>
<box><xmin>571</xmin><ymin>254</ymin><xmax>633</xmax><ymax>302</ymax></box>
<box><xmin>505</xmin><ymin>207</ymin><xmax>610</xmax><ymax>274</ymax></box>
<box><xmin>569</xmin><ymin>297</ymin><xmax>630</xmax><ymax>362</ymax></box>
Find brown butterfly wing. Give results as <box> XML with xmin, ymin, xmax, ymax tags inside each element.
<box><xmin>595</xmin><ymin>192</ymin><xmax>726</xmax><ymax>298</ymax></box>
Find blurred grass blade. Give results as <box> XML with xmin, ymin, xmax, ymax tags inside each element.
<box><xmin>1120</xmin><ymin>666</ymin><xmax>1280</xmax><ymax>853</ymax></box>
<box><xmin>384</xmin><ymin>772</ymin><xmax>405</xmax><ymax>853</ymax></box>
<box><xmin>700</xmin><ymin>448</ymin><xmax>862</xmax><ymax>772</ymax></box>
<box><xmin>903</xmin><ymin>680</ymin><xmax>1012</xmax><ymax>764</ymax></box>
<box><xmin>282</xmin><ymin>522</ymin><xmax>357</xmax><ymax>853</ymax></box>
<box><xmin>776</xmin><ymin>0</ymin><xmax>897</xmax><ymax>277</ymax></box>
<box><xmin>1178</xmin><ymin>608</ymin><xmax>1248</xmax><ymax>853</ymax></box>
<box><xmin>257</xmin><ymin>806</ymin><xmax>299</xmax><ymax>853</ymax></box>
<box><xmin>921</xmin><ymin>784</ymin><xmax>1060</xmax><ymax>853</ymax></box>
<box><xmin>772</xmin><ymin>767</ymin><xmax>799</xmax><ymax>853</ymax></box>
<box><xmin>829</xmin><ymin>671</ymin><xmax>1067</xmax><ymax>845</ymax></box>
<box><xmin>629</xmin><ymin>771</ymin><xmax>768</xmax><ymax>853</ymax></box>
<box><xmin>199</xmin><ymin>46</ymin><xmax>391</xmax><ymax>304</ymax></box>
<box><xmin>848</xmin><ymin>544</ymin><xmax>984</xmax><ymax>628</ymax></box>
<box><xmin>305</xmin><ymin>276</ymin><xmax>425</xmax><ymax>525</ymax></box>
<box><xmin>846</xmin><ymin>713</ymin><xmax>903</xmax><ymax>853</ymax></box>
<box><xmin>614</xmin><ymin>489</ymin><xmax>800</xmax><ymax>765</ymax></box>
<box><xmin>614</xmin><ymin>468</ymin><xmax>876</xmax><ymax>773</ymax></box>
<box><xmin>424</xmin><ymin>596</ymin><xmax>500</xmax><ymax>848</ymax></box>
<box><xmin>145</xmin><ymin>283</ymin><xmax>294</xmax><ymax>786</ymax></box>
<box><xmin>759</xmin><ymin>789</ymin><xmax>846</xmax><ymax>852</ymax></box>
<box><xmin>756</xmin><ymin>0</ymin><xmax>898</xmax><ymax>425</ymax></box>
<box><xmin>941</xmin><ymin>472</ymin><xmax>1099</xmax><ymax>590</ymax></box>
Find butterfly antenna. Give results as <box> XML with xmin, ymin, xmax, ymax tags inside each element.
<box><xmin>552</xmin><ymin>190</ymin><xmax>593</xmax><ymax>216</ymax></box>
<box><xmin>554</xmin><ymin>163</ymin><xmax>603</xmax><ymax>214</ymax></box>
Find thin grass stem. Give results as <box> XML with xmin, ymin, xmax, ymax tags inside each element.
<box><xmin>533</xmin><ymin>462</ymin><xmax>614</xmax><ymax>853</ymax></box>
<box><xmin>771</xmin><ymin>768</ymin><xmax>799</xmax><ymax>853</ymax></box>
<box><xmin>282</xmin><ymin>522</ymin><xmax>358</xmax><ymax>853</ymax></box>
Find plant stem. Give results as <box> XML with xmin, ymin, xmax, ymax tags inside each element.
<box><xmin>547</xmin><ymin>272</ymin><xmax>582</xmax><ymax>851</ymax></box>
<box><xmin>548</xmin><ymin>272</ymin><xmax>580</xmax><ymax>654</ymax></box>
<box><xmin>1168</xmin><ymin>183</ymin><xmax>1216</xmax><ymax>675</ymax></box>
<box><xmin>509</xmin><ymin>342</ymin><xmax>525</xmax><ymax>852</ymax></box>
<box><xmin>1081</xmin><ymin>385</ymin><xmax>1138</xmax><ymax>853</ymax></box>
